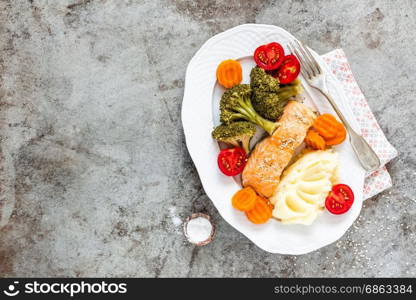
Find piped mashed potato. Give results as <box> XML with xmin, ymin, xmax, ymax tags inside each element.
<box><xmin>270</xmin><ymin>150</ymin><xmax>339</xmax><ymax>225</ymax></box>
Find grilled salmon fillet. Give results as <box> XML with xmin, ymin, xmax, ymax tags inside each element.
<box><xmin>242</xmin><ymin>101</ymin><xmax>316</xmax><ymax>198</ymax></box>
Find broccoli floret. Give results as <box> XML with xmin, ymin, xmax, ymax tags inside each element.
<box><xmin>252</xmin><ymin>91</ymin><xmax>288</xmax><ymax>121</ymax></box>
<box><xmin>250</xmin><ymin>67</ymin><xmax>280</xmax><ymax>92</ymax></box>
<box><xmin>211</xmin><ymin>121</ymin><xmax>256</xmax><ymax>153</ymax></box>
<box><xmin>252</xmin><ymin>81</ymin><xmax>303</xmax><ymax>120</ymax></box>
<box><xmin>250</xmin><ymin>67</ymin><xmax>303</xmax><ymax>121</ymax></box>
<box><xmin>219</xmin><ymin>84</ymin><xmax>278</xmax><ymax>135</ymax></box>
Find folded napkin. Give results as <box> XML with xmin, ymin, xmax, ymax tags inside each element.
<box><xmin>321</xmin><ymin>49</ymin><xmax>398</xmax><ymax>200</ymax></box>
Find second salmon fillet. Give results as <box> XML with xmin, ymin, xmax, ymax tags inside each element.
<box><xmin>242</xmin><ymin>101</ymin><xmax>316</xmax><ymax>198</ymax></box>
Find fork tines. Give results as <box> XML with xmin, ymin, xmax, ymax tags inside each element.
<box><xmin>288</xmin><ymin>40</ymin><xmax>322</xmax><ymax>80</ymax></box>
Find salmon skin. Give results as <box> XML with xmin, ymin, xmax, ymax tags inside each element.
<box><xmin>242</xmin><ymin>101</ymin><xmax>316</xmax><ymax>198</ymax></box>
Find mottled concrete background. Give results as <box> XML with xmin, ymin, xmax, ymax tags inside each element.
<box><xmin>0</xmin><ymin>0</ymin><xmax>415</xmax><ymax>277</ymax></box>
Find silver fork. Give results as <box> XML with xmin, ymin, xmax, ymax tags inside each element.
<box><xmin>288</xmin><ymin>40</ymin><xmax>380</xmax><ymax>172</ymax></box>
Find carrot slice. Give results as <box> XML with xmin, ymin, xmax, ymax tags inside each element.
<box><xmin>232</xmin><ymin>187</ymin><xmax>257</xmax><ymax>212</ymax></box>
<box><xmin>312</xmin><ymin>113</ymin><xmax>347</xmax><ymax>146</ymax></box>
<box><xmin>216</xmin><ymin>59</ymin><xmax>242</xmax><ymax>89</ymax></box>
<box><xmin>304</xmin><ymin>129</ymin><xmax>326</xmax><ymax>150</ymax></box>
<box><xmin>245</xmin><ymin>196</ymin><xmax>273</xmax><ymax>224</ymax></box>
<box><xmin>313</xmin><ymin>114</ymin><xmax>340</xmax><ymax>139</ymax></box>
<box><xmin>325</xmin><ymin>123</ymin><xmax>347</xmax><ymax>145</ymax></box>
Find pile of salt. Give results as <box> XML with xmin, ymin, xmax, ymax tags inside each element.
<box><xmin>185</xmin><ymin>216</ymin><xmax>213</xmax><ymax>245</ymax></box>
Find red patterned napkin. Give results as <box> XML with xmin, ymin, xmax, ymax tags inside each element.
<box><xmin>321</xmin><ymin>49</ymin><xmax>397</xmax><ymax>199</ymax></box>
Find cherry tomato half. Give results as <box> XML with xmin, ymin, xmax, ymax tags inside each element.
<box><xmin>217</xmin><ymin>147</ymin><xmax>247</xmax><ymax>176</ymax></box>
<box><xmin>253</xmin><ymin>42</ymin><xmax>285</xmax><ymax>71</ymax></box>
<box><xmin>332</xmin><ymin>184</ymin><xmax>354</xmax><ymax>202</ymax></box>
<box><xmin>325</xmin><ymin>184</ymin><xmax>355</xmax><ymax>215</ymax></box>
<box><xmin>273</xmin><ymin>54</ymin><xmax>300</xmax><ymax>84</ymax></box>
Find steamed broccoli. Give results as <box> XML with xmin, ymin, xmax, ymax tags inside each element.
<box><xmin>250</xmin><ymin>66</ymin><xmax>280</xmax><ymax>92</ymax></box>
<box><xmin>250</xmin><ymin>67</ymin><xmax>303</xmax><ymax>121</ymax></box>
<box><xmin>211</xmin><ymin>121</ymin><xmax>256</xmax><ymax>153</ymax></box>
<box><xmin>219</xmin><ymin>84</ymin><xmax>278</xmax><ymax>135</ymax></box>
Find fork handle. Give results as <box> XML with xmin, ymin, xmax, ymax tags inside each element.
<box><xmin>316</xmin><ymin>88</ymin><xmax>381</xmax><ymax>172</ymax></box>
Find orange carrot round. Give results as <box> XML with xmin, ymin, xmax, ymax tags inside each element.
<box><xmin>305</xmin><ymin>129</ymin><xmax>326</xmax><ymax>150</ymax></box>
<box><xmin>216</xmin><ymin>59</ymin><xmax>242</xmax><ymax>89</ymax></box>
<box><xmin>312</xmin><ymin>113</ymin><xmax>347</xmax><ymax>146</ymax></box>
<box><xmin>245</xmin><ymin>196</ymin><xmax>273</xmax><ymax>224</ymax></box>
<box><xmin>325</xmin><ymin>123</ymin><xmax>347</xmax><ymax>145</ymax></box>
<box><xmin>313</xmin><ymin>114</ymin><xmax>341</xmax><ymax>139</ymax></box>
<box><xmin>232</xmin><ymin>187</ymin><xmax>257</xmax><ymax>212</ymax></box>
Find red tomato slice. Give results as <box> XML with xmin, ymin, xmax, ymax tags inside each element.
<box><xmin>217</xmin><ymin>147</ymin><xmax>247</xmax><ymax>176</ymax></box>
<box><xmin>274</xmin><ymin>54</ymin><xmax>300</xmax><ymax>84</ymax></box>
<box><xmin>332</xmin><ymin>184</ymin><xmax>354</xmax><ymax>202</ymax></box>
<box><xmin>253</xmin><ymin>42</ymin><xmax>285</xmax><ymax>71</ymax></box>
<box><xmin>325</xmin><ymin>184</ymin><xmax>355</xmax><ymax>215</ymax></box>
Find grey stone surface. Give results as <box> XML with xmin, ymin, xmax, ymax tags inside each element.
<box><xmin>0</xmin><ymin>0</ymin><xmax>415</xmax><ymax>277</ymax></box>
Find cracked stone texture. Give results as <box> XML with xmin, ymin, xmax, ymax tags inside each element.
<box><xmin>0</xmin><ymin>0</ymin><xmax>415</xmax><ymax>277</ymax></box>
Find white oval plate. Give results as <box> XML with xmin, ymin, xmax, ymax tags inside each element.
<box><xmin>181</xmin><ymin>24</ymin><xmax>365</xmax><ymax>254</ymax></box>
